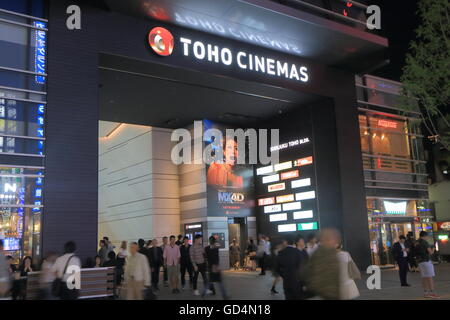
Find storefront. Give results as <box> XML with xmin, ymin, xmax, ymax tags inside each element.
<box><xmin>1</xmin><ymin>0</ymin><xmax>390</xmax><ymax>269</ymax></box>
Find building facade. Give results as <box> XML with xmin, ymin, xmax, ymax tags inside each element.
<box><xmin>356</xmin><ymin>74</ymin><xmax>432</xmax><ymax>266</ymax></box>
<box><xmin>0</xmin><ymin>0</ymin><xmax>396</xmax><ymax>269</ymax></box>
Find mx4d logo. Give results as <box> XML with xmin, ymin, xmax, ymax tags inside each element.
<box><xmin>148</xmin><ymin>27</ymin><xmax>174</xmax><ymax>56</ymax></box>
<box><xmin>218</xmin><ymin>192</ymin><xmax>245</xmax><ymax>204</ymax></box>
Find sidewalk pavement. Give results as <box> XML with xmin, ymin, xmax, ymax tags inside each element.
<box><xmin>147</xmin><ymin>262</ymin><xmax>450</xmax><ymax>300</ymax></box>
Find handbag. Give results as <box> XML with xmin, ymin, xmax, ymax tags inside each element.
<box><xmin>51</xmin><ymin>255</ymin><xmax>75</xmax><ymax>297</ymax></box>
<box><xmin>348</xmin><ymin>256</ymin><xmax>361</xmax><ymax>280</ymax></box>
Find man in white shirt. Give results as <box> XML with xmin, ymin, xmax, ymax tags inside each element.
<box><xmin>125</xmin><ymin>242</ymin><xmax>150</xmax><ymax>300</ymax></box>
<box><xmin>52</xmin><ymin>241</ymin><xmax>82</xmax><ymax>300</ymax></box>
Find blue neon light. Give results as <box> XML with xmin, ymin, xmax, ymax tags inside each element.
<box><xmin>34</xmin><ymin>21</ymin><xmax>47</xmax><ymax>84</ymax></box>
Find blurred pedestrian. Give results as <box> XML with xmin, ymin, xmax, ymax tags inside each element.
<box><xmin>276</xmin><ymin>236</ymin><xmax>306</xmax><ymax>300</ymax></box>
<box><xmin>103</xmin><ymin>236</ymin><xmax>115</xmax><ymax>255</ymax></box>
<box><xmin>52</xmin><ymin>241</ymin><xmax>81</xmax><ymax>300</ymax></box>
<box><xmin>306</xmin><ymin>233</ymin><xmax>318</xmax><ymax>257</ymax></box>
<box><xmin>175</xmin><ymin>234</ymin><xmax>184</xmax><ymax>246</ymax></box>
<box><xmin>161</xmin><ymin>236</ymin><xmax>169</xmax><ymax>287</ymax></box>
<box><xmin>229</xmin><ymin>239</ymin><xmax>240</xmax><ymax>270</ymax></box>
<box><xmin>405</xmin><ymin>232</ymin><xmax>418</xmax><ymax>272</ymax></box>
<box><xmin>392</xmin><ymin>235</ymin><xmax>410</xmax><ymax>287</ymax></box>
<box><xmin>148</xmin><ymin>238</ymin><xmax>163</xmax><ymax>291</ymax></box>
<box><xmin>205</xmin><ymin>236</ymin><xmax>231</xmax><ymax>300</ymax></box>
<box><xmin>94</xmin><ymin>255</ymin><xmax>102</xmax><ymax>268</ymax></box>
<box><xmin>138</xmin><ymin>239</ymin><xmax>147</xmax><ymax>255</ymax></box>
<box><xmin>17</xmin><ymin>256</ymin><xmax>34</xmax><ymax>300</ymax></box>
<box><xmin>180</xmin><ymin>236</ymin><xmax>193</xmax><ymax>290</ymax></box>
<box><xmin>416</xmin><ymin>231</ymin><xmax>439</xmax><ymax>298</ymax></box>
<box><xmin>124</xmin><ymin>242</ymin><xmax>150</xmax><ymax>300</ymax></box>
<box><xmin>190</xmin><ymin>235</ymin><xmax>211</xmax><ymax>296</ymax></box>
<box><xmin>270</xmin><ymin>241</ymin><xmax>286</xmax><ymax>295</ymax></box>
<box><xmin>304</xmin><ymin>229</ymin><xmax>340</xmax><ymax>300</ymax></box>
<box><xmin>0</xmin><ymin>240</ymin><xmax>11</xmax><ymax>300</ymax></box>
<box><xmin>257</xmin><ymin>235</ymin><xmax>270</xmax><ymax>275</ymax></box>
<box><xmin>98</xmin><ymin>240</ymin><xmax>108</xmax><ymax>264</ymax></box>
<box><xmin>246</xmin><ymin>238</ymin><xmax>257</xmax><ymax>271</ymax></box>
<box><xmin>39</xmin><ymin>252</ymin><xmax>57</xmax><ymax>299</ymax></box>
<box><xmin>164</xmin><ymin>235</ymin><xmax>181</xmax><ymax>294</ymax></box>
<box><xmin>337</xmin><ymin>244</ymin><xmax>360</xmax><ymax>300</ymax></box>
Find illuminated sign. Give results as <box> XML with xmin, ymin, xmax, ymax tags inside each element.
<box><xmin>274</xmin><ymin>161</ymin><xmax>292</xmax><ymax>172</ymax></box>
<box><xmin>218</xmin><ymin>192</ymin><xmax>244</xmax><ymax>203</ymax></box>
<box><xmin>294</xmin><ymin>156</ymin><xmax>313</xmax><ymax>167</ymax></box>
<box><xmin>291</xmin><ymin>178</ymin><xmax>311</xmax><ymax>188</ymax></box>
<box><xmin>383</xmin><ymin>201</ymin><xmax>407</xmax><ymax>215</ymax></box>
<box><xmin>278</xmin><ymin>224</ymin><xmax>296</xmax><ymax>232</ymax></box>
<box><xmin>148</xmin><ymin>27</ymin><xmax>174</xmax><ymax>56</ymax></box>
<box><xmin>256</xmin><ymin>165</ymin><xmax>273</xmax><ymax>175</ymax></box>
<box><xmin>262</xmin><ymin>174</ymin><xmax>279</xmax><ymax>184</ymax></box>
<box><xmin>276</xmin><ymin>194</ymin><xmax>295</xmax><ymax>203</ymax></box>
<box><xmin>293</xmin><ymin>210</ymin><xmax>313</xmax><ymax>220</ymax></box>
<box><xmin>377</xmin><ymin>119</ymin><xmax>398</xmax><ymax>129</ymax></box>
<box><xmin>298</xmin><ymin>222</ymin><xmax>318</xmax><ymax>231</ymax></box>
<box><xmin>268</xmin><ymin>182</ymin><xmax>285</xmax><ymax>192</ymax></box>
<box><xmin>186</xmin><ymin>224</ymin><xmax>202</xmax><ymax>229</ymax></box>
<box><xmin>269</xmin><ymin>213</ymin><xmax>288</xmax><ymax>222</ymax></box>
<box><xmin>438</xmin><ymin>222</ymin><xmax>450</xmax><ymax>230</ymax></box>
<box><xmin>4</xmin><ymin>183</ymin><xmax>17</xmax><ymax>193</ymax></box>
<box><xmin>438</xmin><ymin>234</ymin><xmax>449</xmax><ymax>241</ymax></box>
<box><xmin>296</xmin><ymin>191</ymin><xmax>316</xmax><ymax>200</ymax></box>
<box><xmin>270</xmin><ymin>138</ymin><xmax>310</xmax><ymax>152</ymax></box>
<box><xmin>258</xmin><ymin>197</ymin><xmax>275</xmax><ymax>206</ymax></box>
<box><xmin>34</xmin><ymin>21</ymin><xmax>47</xmax><ymax>84</ymax></box>
<box><xmin>179</xmin><ymin>37</ymin><xmax>309</xmax><ymax>83</ymax></box>
<box><xmin>282</xmin><ymin>201</ymin><xmax>301</xmax><ymax>211</ymax></box>
<box><xmin>264</xmin><ymin>204</ymin><xmax>282</xmax><ymax>213</ymax></box>
<box><xmin>281</xmin><ymin>170</ymin><xmax>299</xmax><ymax>180</ymax></box>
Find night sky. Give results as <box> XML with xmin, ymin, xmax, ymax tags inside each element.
<box><xmin>370</xmin><ymin>0</ymin><xmax>421</xmax><ymax>81</ymax></box>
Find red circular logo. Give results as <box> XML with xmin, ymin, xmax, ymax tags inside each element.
<box><xmin>148</xmin><ymin>27</ymin><xmax>174</xmax><ymax>56</ymax></box>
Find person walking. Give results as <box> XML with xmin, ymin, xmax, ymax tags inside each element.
<box><xmin>124</xmin><ymin>242</ymin><xmax>150</xmax><ymax>300</ymax></box>
<box><xmin>276</xmin><ymin>236</ymin><xmax>305</xmax><ymax>300</ymax></box>
<box><xmin>175</xmin><ymin>234</ymin><xmax>184</xmax><ymax>246</ymax></box>
<box><xmin>416</xmin><ymin>231</ymin><xmax>439</xmax><ymax>298</ymax></box>
<box><xmin>337</xmin><ymin>244</ymin><xmax>360</xmax><ymax>300</ymax></box>
<box><xmin>161</xmin><ymin>236</ymin><xmax>169</xmax><ymax>287</ymax></box>
<box><xmin>205</xmin><ymin>236</ymin><xmax>231</xmax><ymax>300</ymax></box>
<box><xmin>257</xmin><ymin>235</ymin><xmax>270</xmax><ymax>275</ymax></box>
<box><xmin>39</xmin><ymin>252</ymin><xmax>57</xmax><ymax>300</ymax></box>
<box><xmin>405</xmin><ymin>232</ymin><xmax>418</xmax><ymax>272</ymax></box>
<box><xmin>392</xmin><ymin>235</ymin><xmax>410</xmax><ymax>287</ymax></box>
<box><xmin>103</xmin><ymin>236</ymin><xmax>115</xmax><ymax>255</ymax></box>
<box><xmin>306</xmin><ymin>233</ymin><xmax>318</xmax><ymax>257</ymax></box>
<box><xmin>246</xmin><ymin>238</ymin><xmax>257</xmax><ymax>271</ymax></box>
<box><xmin>0</xmin><ymin>240</ymin><xmax>11</xmax><ymax>300</ymax></box>
<box><xmin>270</xmin><ymin>241</ymin><xmax>286</xmax><ymax>295</ymax></box>
<box><xmin>98</xmin><ymin>240</ymin><xmax>108</xmax><ymax>265</ymax></box>
<box><xmin>148</xmin><ymin>238</ymin><xmax>163</xmax><ymax>291</ymax></box>
<box><xmin>52</xmin><ymin>241</ymin><xmax>82</xmax><ymax>300</ymax></box>
<box><xmin>116</xmin><ymin>241</ymin><xmax>127</xmax><ymax>286</ymax></box>
<box><xmin>303</xmin><ymin>229</ymin><xmax>341</xmax><ymax>300</ymax></box>
<box><xmin>229</xmin><ymin>239</ymin><xmax>241</xmax><ymax>270</ymax></box>
<box><xmin>190</xmin><ymin>235</ymin><xmax>212</xmax><ymax>296</ymax></box>
<box><xmin>163</xmin><ymin>235</ymin><xmax>181</xmax><ymax>294</ymax></box>
<box><xmin>180</xmin><ymin>236</ymin><xmax>193</xmax><ymax>290</ymax></box>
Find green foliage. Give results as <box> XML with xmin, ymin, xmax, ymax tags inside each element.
<box><xmin>398</xmin><ymin>0</ymin><xmax>450</xmax><ymax>150</ymax></box>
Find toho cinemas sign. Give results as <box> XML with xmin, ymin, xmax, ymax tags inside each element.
<box><xmin>148</xmin><ymin>26</ymin><xmax>310</xmax><ymax>84</ymax></box>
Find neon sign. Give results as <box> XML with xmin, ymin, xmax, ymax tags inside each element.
<box><xmin>377</xmin><ymin>119</ymin><xmax>398</xmax><ymax>129</ymax></box>
<box><xmin>33</xmin><ymin>21</ymin><xmax>47</xmax><ymax>84</ymax></box>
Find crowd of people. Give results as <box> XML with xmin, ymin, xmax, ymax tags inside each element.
<box><xmin>0</xmin><ymin>228</ymin><xmax>440</xmax><ymax>300</ymax></box>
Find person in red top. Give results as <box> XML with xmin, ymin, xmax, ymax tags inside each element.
<box><xmin>207</xmin><ymin>138</ymin><xmax>243</xmax><ymax>188</ymax></box>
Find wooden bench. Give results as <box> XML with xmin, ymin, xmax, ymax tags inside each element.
<box><xmin>25</xmin><ymin>267</ymin><xmax>115</xmax><ymax>300</ymax></box>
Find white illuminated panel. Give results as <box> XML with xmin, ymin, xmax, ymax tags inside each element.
<box><xmin>282</xmin><ymin>201</ymin><xmax>301</xmax><ymax>211</ymax></box>
<box><xmin>295</xmin><ymin>191</ymin><xmax>316</xmax><ymax>200</ymax></box>
<box><xmin>383</xmin><ymin>200</ymin><xmax>407</xmax><ymax>215</ymax></box>
<box><xmin>268</xmin><ymin>182</ymin><xmax>285</xmax><ymax>192</ymax></box>
<box><xmin>269</xmin><ymin>213</ymin><xmax>288</xmax><ymax>222</ymax></box>
<box><xmin>264</xmin><ymin>204</ymin><xmax>282</xmax><ymax>213</ymax></box>
<box><xmin>257</xmin><ymin>165</ymin><xmax>273</xmax><ymax>175</ymax></box>
<box><xmin>278</xmin><ymin>224</ymin><xmax>296</xmax><ymax>232</ymax></box>
<box><xmin>291</xmin><ymin>178</ymin><xmax>311</xmax><ymax>189</ymax></box>
<box><xmin>293</xmin><ymin>210</ymin><xmax>313</xmax><ymax>220</ymax></box>
<box><xmin>274</xmin><ymin>161</ymin><xmax>292</xmax><ymax>172</ymax></box>
<box><xmin>262</xmin><ymin>174</ymin><xmax>279</xmax><ymax>184</ymax></box>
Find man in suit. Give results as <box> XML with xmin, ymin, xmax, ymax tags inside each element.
<box><xmin>276</xmin><ymin>235</ymin><xmax>306</xmax><ymax>300</ymax></box>
<box><xmin>148</xmin><ymin>238</ymin><xmax>164</xmax><ymax>291</ymax></box>
<box><xmin>392</xmin><ymin>235</ymin><xmax>410</xmax><ymax>287</ymax></box>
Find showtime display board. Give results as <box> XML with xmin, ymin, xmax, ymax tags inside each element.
<box><xmin>255</xmin><ymin>127</ymin><xmax>318</xmax><ymax>236</ymax></box>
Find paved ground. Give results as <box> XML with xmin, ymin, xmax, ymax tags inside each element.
<box><xmin>149</xmin><ymin>263</ymin><xmax>450</xmax><ymax>300</ymax></box>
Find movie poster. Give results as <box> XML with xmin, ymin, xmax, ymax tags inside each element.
<box><xmin>204</xmin><ymin>120</ymin><xmax>255</xmax><ymax>217</ymax></box>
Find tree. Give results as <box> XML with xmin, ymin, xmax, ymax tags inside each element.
<box><xmin>398</xmin><ymin>0</ymin><xmax>450</xmax><ymax>151</ymax></box>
